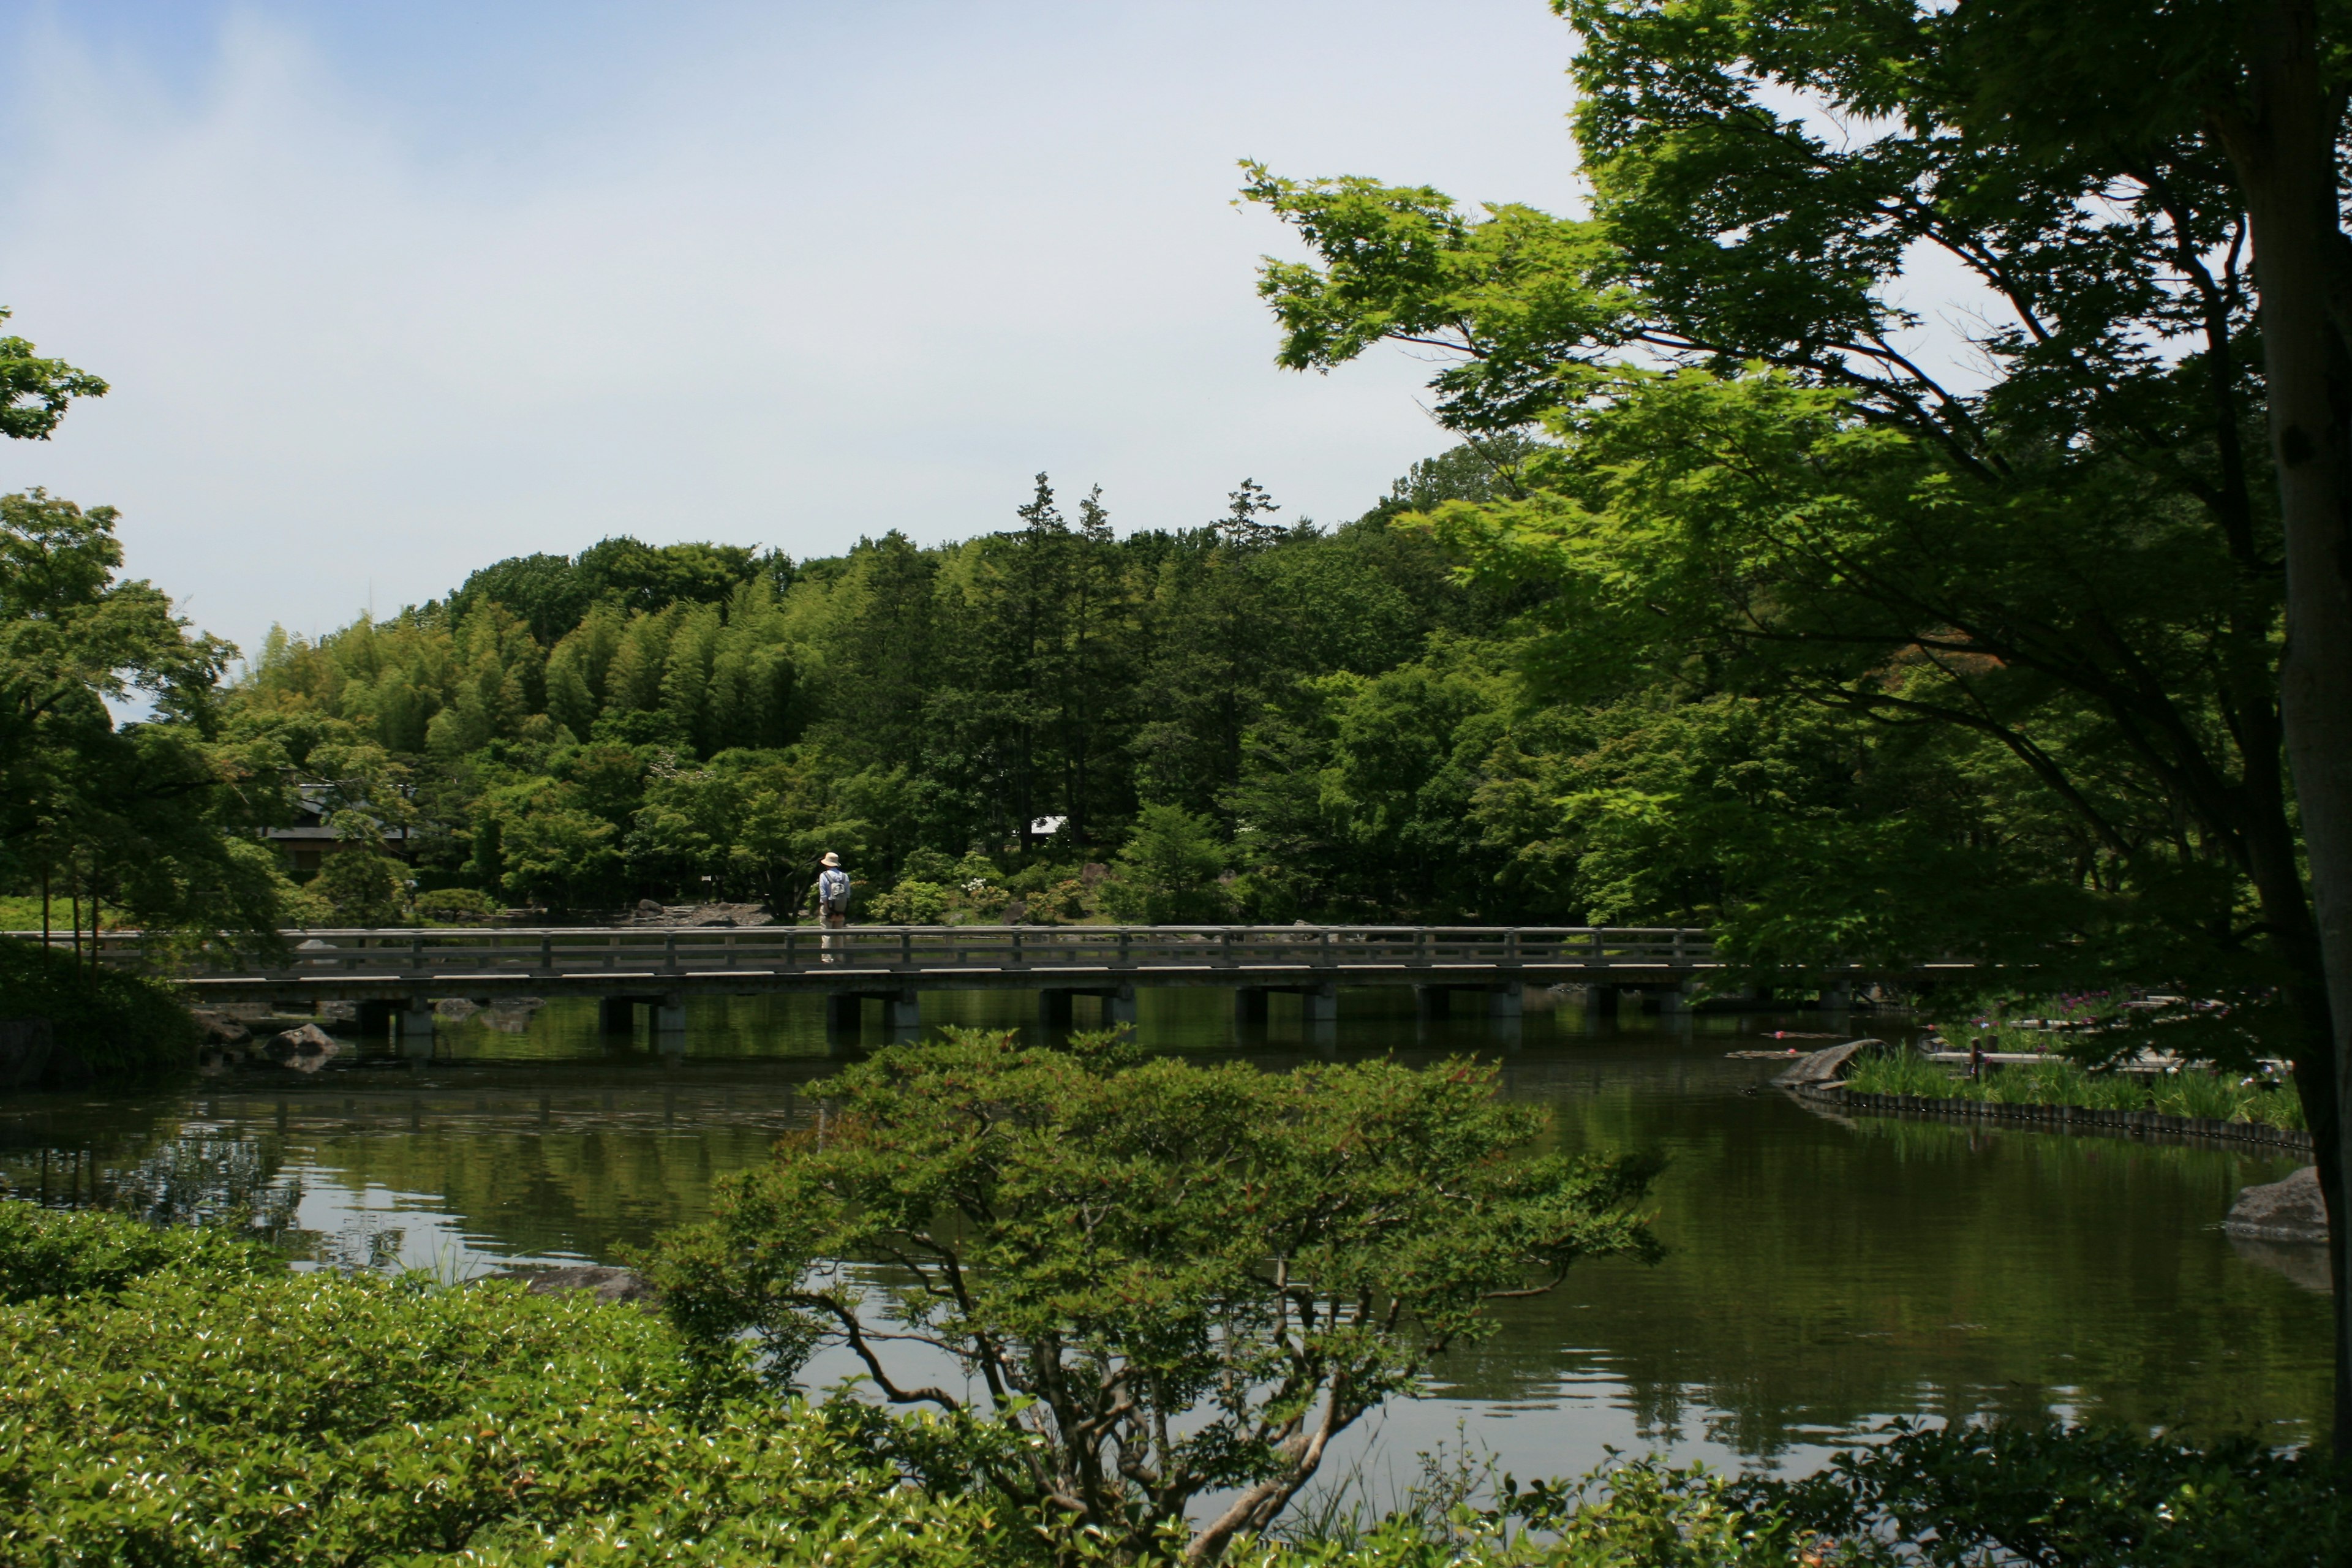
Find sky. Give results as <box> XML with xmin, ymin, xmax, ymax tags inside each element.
<box><xmin>0</xmin><ymin>0</ymin><xmax>1591</xmax><ymax>662</ymax></box>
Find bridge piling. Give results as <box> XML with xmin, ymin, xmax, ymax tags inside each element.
<box><xmin>399</xmin><ymin>998</ymin><xmax>434</xmax><ymax>1058</ymax></box>
<box><xmin>1486</xmin><ymin>981</ymin><xmax>1523</xmax><ymax>1019</ymax></box>
<box><xmin>1414</xmin><ymin>984</ymin><xmax>1450</xmax><ymax>1021</ymax></box>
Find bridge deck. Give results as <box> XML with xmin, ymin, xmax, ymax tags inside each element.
<box><xmin>32</xmin><ymin>924</ymin><xmax>1732</xmax><ymax>1004</ymax></box>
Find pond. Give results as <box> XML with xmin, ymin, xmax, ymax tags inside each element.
<box><xmin>1</xmin><ymin>986</ymin><xmax>2328</xmax><ymax>1498</ymax></box>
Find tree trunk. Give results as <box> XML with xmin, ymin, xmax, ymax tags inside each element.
<box><xmin>2215</xmin><ymin>0</ymin><xmax>2352</xmax><ymax>1454</ymax></box>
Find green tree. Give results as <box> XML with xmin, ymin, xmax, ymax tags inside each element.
<box><xmin>0</xmin><ymin>490</ymin><xmax>286</xmax><ymax>951</ymax></box>
<box><xmin>648</xmin><ymin>1028</ymin><xmax>1659</xmax><ymax>1563</ymax></box>
<box><xmin>1240</xmin><ymin>0</ymin><xmax>2352</xmax><ymax>1436</ymax></box>
<box><xmin>0</xmin><ymin>307</ymin><xmax>105</xmax><ymax>440</ymax></box>
<box><xmin>311</xmin><ymin>847</ymin><xmax>409</xmax><ymax>927</ymax></box>
<box><xmin>1101</xmin><ymin>804</ymin><xmax>1230</xmax><ymax>924</ymax></box>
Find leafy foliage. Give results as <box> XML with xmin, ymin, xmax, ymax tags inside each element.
<box><xmin>647</xmin><ymin>1028</ymin><xmax>1660</xmax><ymax>1560</ymax></box>
<box><xmin>0</xmin><ymin>307</ymin><xmax>105</xmax><ymax>441</ymax></box>
<box><xmin>0</xmin><ymin>1205</ymin><xmax>1014</xmax><ymax>1567</ymax></box>
<box><xmin>0</xmin><ymin>937</ymin><xmax>202</xmax><ymax>1077</ymax></box>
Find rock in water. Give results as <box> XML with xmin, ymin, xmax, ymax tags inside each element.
<box><xmin>2223</xmin><ymin>1166</ymin><xmax>2328</xmax><ymax>1244</ymax></box>
<box><xmin>263</xmin><ymin>1023</ymin><xmax>341</xmax><ymax>1072</ymax></box>
<box><xmin>1773</xmin><ymin>1039</ymin><xmax>1886</xmax><ymax>1087</ymax></box>
<box><xmin>479</xmin><ymin>1264</ymin><xmax>657</xmax><ymax>1308</ymax></box>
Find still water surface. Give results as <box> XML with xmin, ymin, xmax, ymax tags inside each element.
<box><xmin>1</xmin><ymin>987</ymin><xmax>2328</xmax><ymax>1492</ymax></box>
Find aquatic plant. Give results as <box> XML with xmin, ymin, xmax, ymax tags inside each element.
<box><xmin>1841</xmin><ymin>1052</ymin><xmax>2305</xmax><ymax>1130</ymax></box>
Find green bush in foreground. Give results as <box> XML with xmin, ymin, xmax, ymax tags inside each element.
<box><xmin>0</xmin><ymin>935</ymin><xmax>198</xmax><ymax>1077</ymax></box>
<box><xmin>1</xmin><ymin>1205</ymin><xmax>2340</xmax><ymax>1566</ymax></box>
<box><xmin>0</xmin><ymin>1204</ymin><xmax>1011</xmax><ymax>1567</ymax></box>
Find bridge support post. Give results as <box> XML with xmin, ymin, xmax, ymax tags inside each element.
<box><xmin>654</xmin><ymin>994</ymin><xmax>688</xmax><ymax>1048</ymax></box>
<box><xmin>884</xmin><ymin>990</ymin><xmax>921</xmax><ymax>1038</ymax></box>
<box><xmin>1586</xmin><ymin>984</ymin><xmax>1620</xmax><ymax>1025</ymax></box>
<box><xmin>1415</xmin><ymin>985</ymin><xmax>1451</xmax><ymax>1022</ymax></box>
<box><xmin>399</xmin><ymin>997</ymin><xmax>435</xmax><ymax>1059</ymax></box>
<box><xmin>598</xmin><ymin>997</ymin><xmax>636</xmax><ymax>1034</ymax></box>
<box><xmin>1656</xmin><ymin>983</ymin><xmax>1693</xmax><ymax>1015</ymax></box>
<box><xmin>1486</xmin><ymin>981</ymin><xmax>1523</xmax><ymax>1019</ymax></box>
<box><xmin>1106</xmin><ymin>986</ymin><xmax>1139</xmax><ymax>1028</ymax></box>
<box><xmin>1233</xmin><ymin>987</ymin><xmax>1269</xmax><ymax>1027</ymax></box>
<box><xmin>1039</xmin><ymin>989</ymin><xmax>1074</xmax><ymax>1029</ymax></box>
<box><xmin>824</xmin><ymin>993</ymin><xmax>862</xmax><ymax>1035</ymax></box>
<box><xmin>1303</xmin><ymin>984</ymin><xmax>1339</xmax><ymax>1051</ymax></box>
<box><xmin>1820</xmin><ymin>978</ymin><xmax>1853</xmax><ymax>1011</ymax></box>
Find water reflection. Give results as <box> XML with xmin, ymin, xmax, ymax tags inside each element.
<box><xmin>0</xmin><ymin>986</ymin><xmax>2328</xmax><ymax>1482</ymax></box>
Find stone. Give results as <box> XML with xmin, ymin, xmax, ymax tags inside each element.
<box><xmin>478</xmin><ymin>1264</ymin><xmax>657</xmax><ymax>1308</ymax></box>
<box><xmin>262</xmin><ymin>1023</ymin><xmax>341</xmax><ymax>1072</ymax></box>
<box><xmin>187</xmin><ymin>1009</ymin><xmax>251</xmax><ymax>1045</ymax></box>
<box><xmin>434</xmin><ymin>998</ymin><xmax>481</xmax><ymax>1021</ymax></box>
<box><xmin>2223</xmin><ymin>1165</ymin><xmax>2328</xmax><ymax>1244</ymax></box>
<box><xmin>0</xmin><ymin>1019</ymin><xmax>54</xmax><ymax>1090</ymax></box>
<box><xmin>637</xmin><ymin>899</ymin><xmax>665</xmax><ymax>914</ymax></box>
<box><xmin>1773</xmin><ymin>1039</ymin><xmax>1887</xmax><ymax>1087</ymax></box>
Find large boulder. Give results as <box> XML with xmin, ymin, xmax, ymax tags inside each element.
<box><xmin>478</xmin><ymin>1264</ymin><xmax>657</xmax><ymax>1308</ymax></box>
<box><xmin>260</xmin><ymin>1023</ymin><xmax>341</xmax><ymax>1073</ymax></box>
<box><xmin>1773</xmin><ymin>1039</ymin><xmax>1887</xmax><ymax>1087</ymax></box>
<box><xmin>2223</xmin><ymin>1166</ymin><xmax>2328</xmax><ymax>1244</ymax></box>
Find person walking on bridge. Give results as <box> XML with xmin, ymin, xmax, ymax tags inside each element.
<box><xmin>812</xmin><ymin>851</ymin><xmax>851</xmax><ymax>963</ymax></box>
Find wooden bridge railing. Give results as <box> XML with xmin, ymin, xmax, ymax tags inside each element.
<box><xmin>13</xmin><ymin>925</ymin><xmax>1717</xmax><ymax>984</ymax></box>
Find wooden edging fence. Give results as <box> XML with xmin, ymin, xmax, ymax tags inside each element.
<box><xmin>1792</xmin><ymin>1082</ymin><xmax>2313</xmax><ymax>1155</ymax></box>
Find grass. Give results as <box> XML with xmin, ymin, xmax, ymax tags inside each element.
<box><xmin>1842</xmin><ymin>1050</ymin><xmax>2305</xmax><ymax>1130</ymax></box>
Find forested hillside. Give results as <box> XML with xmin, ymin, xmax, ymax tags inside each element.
<box><xmin>221</xmin><ymin>437</ymin><xmax>2095</xmax><ymax>960</ymax></box>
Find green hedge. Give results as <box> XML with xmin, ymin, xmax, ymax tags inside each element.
<box><xmin>0</xmin><ymin>935</ymin><xmax>200</xmax><ymax>1079</ymax></box>
<box><xmin>0</xmin><ymin>1205</ymin><xmax>1011</xmax><ymax>1566</ymax></box>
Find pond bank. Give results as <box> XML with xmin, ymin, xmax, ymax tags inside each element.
<box><xmin>1791</xmin><ymin>1080</ymin><xmax>2315</xmax><ymax>1154</ymax></box>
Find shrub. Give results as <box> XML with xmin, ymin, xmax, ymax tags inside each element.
<box><xmin>0</xmin><ymin>935</ymin><xmax>199</xmax><ymax>1077</ymax></box>
<box><xmin>413</xmin><ymin>886</ymin><xmax>500</xmax><ymax>924</ymax></box>
<box><xmin>0</xmin><ymin>1207</ymin><xmax>1011</xmax><ymax>1567</ymax></box>
<box><xmin>866</xmin><ymin>878</ymin><xmax>952</xmax><ymax>925</ymax></box>
<box><xmin>1768</xmin><ymin>1419</ymin><xmax>2346</xmax><ymax>1568</ymax></box>
<box><xmin>0</xmin><ymin>1200</ymin><xmax>279</xmax><ymax>1303</ymax></box>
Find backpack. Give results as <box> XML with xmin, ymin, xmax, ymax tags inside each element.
<box><xmin>816</xmin><ymin>867</ymin><xmax>851</xmax><ymax>914</ymax></box>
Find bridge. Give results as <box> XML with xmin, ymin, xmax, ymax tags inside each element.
<box><xmin>39</xmin><ymin>923</ymin><xmax>1867</xmax><ymax>1044</ymax></box>
<box><xmin>42</xmin><ymin>924</ymin><xmax>1926</xmax><ymax>1049</ymax></box>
